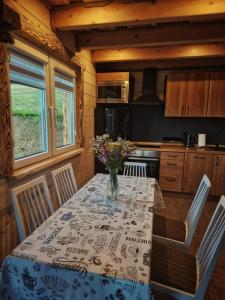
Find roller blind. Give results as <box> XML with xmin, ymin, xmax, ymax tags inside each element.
<box><xmin>9</xmin><ymin>50</ymin><xmax>45</xmax><ymax>89</ymax></box>
<box><xmin>55</xmin><ymin>70</ymin><xmax>74</xmax><ymax>92</ymax></box>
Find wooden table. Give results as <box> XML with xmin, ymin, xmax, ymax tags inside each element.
<box><xmin>0</xmin><ymin>174</ymin><xmax>164</xmax><ymax>300</ymax></box>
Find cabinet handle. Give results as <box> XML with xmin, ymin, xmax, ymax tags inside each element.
<box><xmin>167</xmin><ymin>163</ymin><xmax>177</xmax><ymax>166</ymax></box>
<box><xmin>193</xmin><ymin>156</ymin><xmax>205</xmax><ymax>159</ymax></box>
<box><xmin>167</xmin><ymin>154</ymin><xmax>177</xmax><ymax>158</ymax></box>
<box><xmin>216</xmin><ymin>156</ymin><xmax>219</xmax><ymax>166</ymax></box>
<box><xmin>187</xmin><ymin>105</ymin><xmax>189</xmax><ymax>115</ymax></box>
<box><xmin>182</xmin><ymin>105</ymin><xmax>185</xmax><ymax>116</ymax></box>
<box><xmin>166</xmin><ymin>177</ymin><xmax>176</xmax><ymax>182</ymax></box>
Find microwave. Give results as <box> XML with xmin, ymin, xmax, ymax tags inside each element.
<box><xmin>96</xmin><ymin>72</ymin><xmax>129</xmax><ymax>104</ymax></box>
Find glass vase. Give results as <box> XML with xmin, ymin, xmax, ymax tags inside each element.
<box><xmin>107</xmin><ymin>167</ymin><xmax>119</xmax><ymax>201</ymax></box>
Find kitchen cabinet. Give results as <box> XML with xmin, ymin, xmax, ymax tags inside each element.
<box><xmin>159</xmin><ymin>149</ymin><xmax>225</xmax><ymax>195</ymax></box>
<box><xmin>165</xmin><ymin>73</ymin><xmax>188</xmax><ymax>116</ymax></box>
<box><xmin>185</xmin><ymin>72</ymin><xmax>210</xmax><ymax>117</ymax></box>
<box><xmin>159</xmin><ymin>151</ymin><xmax>184</xmax><ymax>192</ymax></box>
<box><xmin>183</xmin><ymin>153</ymin><xmax>213</xmax><ymax>193</ymax></box>
<box><xmin>211</xmin><ymin>155</ymin><xmax>225</xmax><ymax>196</ymax></box>
<box><xmin>207</xmin><ymin>72</ymin><xmax>225</xmax><ymax>117</ymax></box>
<box><xmin>165</xmin><ymin>71</ymin><xmax>210</xmax><ymax>117</ymax></box>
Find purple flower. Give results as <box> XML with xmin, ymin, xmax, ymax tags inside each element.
<box><xmin>115</xmin><ymin>151</ymin><xmax>121</xmax><ymax>160</ymax></box>
<box><xmin>92</xmin><ymin>135</ymin><xmax>135</xmax><ymax>167</ymax></box>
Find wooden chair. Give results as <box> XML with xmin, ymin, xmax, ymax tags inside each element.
<box><xmin>153</xmin><ymin>174</ymin><xmax>211</xmax><ymax>250</ymax></box>
<box><xmin>51</xmin><ymin>163</ymin><xmax>77</xmax><ymax>206</ymax></box>
<box><xmin>123</xmin><ymin>161</ymin><xmax>147</xmax><ymax>177</ymax></box>
<box><xmin>11</xmin><ymin>176</ymin><xmax>54</xmax><ymax>241</ymax></box>
<box><xmin>150</xmin><ymin>195</ymin><xmax>225</xmax><ymax>300</ymax></box>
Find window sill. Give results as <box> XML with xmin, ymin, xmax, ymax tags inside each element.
<box><xmin>11</xmin><ymin>148</ymin><xmax>84</xmax><ymax>180</ymax></box>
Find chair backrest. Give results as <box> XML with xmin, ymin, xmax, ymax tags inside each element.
<box><xmin>51</xmin><ymin>163</ymin><xmax>77</xmax><ymax>206</ymax></box>
<box><xmin>123</xmin><ymin>161</ymin><xmax>147</xmax><ymax>177</ymax></box>
<box><xmin>11</xmin><ymin>175</ymin><xmax>54</xmax><ymax>241</ymax></box>
<box><xmin>195</xmin><ymin>195</ymin><xmax>225</xmax><ymax>299</ymax></box>
<box><xmin>185</xmin><ymin>174</ymin><xmax>211</xmax><ymax>247</ymax></box>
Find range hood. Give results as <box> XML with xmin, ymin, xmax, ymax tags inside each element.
<box><xmin>130</xmin><ymin>68</ymin><xmax>164</xmax><ymax>105</ymax></box>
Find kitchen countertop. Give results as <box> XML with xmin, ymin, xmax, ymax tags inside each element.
<box><xmin>133</xmin><ymin>141</ymin><xmax>225</xmax><ymax>155</ymax></box>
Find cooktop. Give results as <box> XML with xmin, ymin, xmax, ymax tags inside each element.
<box><xmin>162</xmin><ymin>137</ymin><xmax>184</xmax><ymax>143</ymax></box>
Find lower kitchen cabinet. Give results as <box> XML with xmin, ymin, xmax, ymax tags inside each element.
<box><xmin>159</xmin><ymin>151</ymin><xmax>184</xmax><ymax>192</ymax></box>
<box><xmin>159</xmin><ymin>176</ymin><xmax>183</xmax><ymax>192</ymax></box>
<box><xmin>183</xmin><ymin>153</ymin><xmax>213</xmax><ymax>193</ymax></box>
<box><xmin>159</xmin><ymin>150</ymin><xmax>225</xmax><ymax>195</ymax></box>
<box><xmin>211</xmin><ymin>155</ymin><xmax>225</xmax><ymax>196</ymax></box>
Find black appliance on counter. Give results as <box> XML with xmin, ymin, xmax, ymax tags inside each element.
<box><xmin>183</xmin><ymin>132</ymin><xmax>197</xmax><ymax>147</ymax></box>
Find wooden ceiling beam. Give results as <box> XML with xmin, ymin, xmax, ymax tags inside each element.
<box><xmin>92</xmin><ymin>43</ymin><xmax>225</xmax><ymax>63</ymax></box>
<box><xmin>48</xmin><ymin>0</ymin><xmax>71</xmax><ymax>5</ymax></box>
<box><xmin>96</xmin><ymin>58</ymin><xmax>225</xmax><ymax>71</ymax></box>
<box><xmin>0</xmin><ymin>2</ymin><xmax>21</xmax><ymax>43</ymax></box>
<box><xmin>76</xmin><ymin>21</ymin><xmax>225</xmax><ymax>50</ymax></box>
<box><xmin>52</xmin><ymin>0</ymin><xmax>225</xmax><ymax>30</ymax></box>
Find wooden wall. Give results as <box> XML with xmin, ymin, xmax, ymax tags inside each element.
<box><xmin>0</xmin><ymin>0</ymin><xmax>96</xmax><ymax>263</ymax></box>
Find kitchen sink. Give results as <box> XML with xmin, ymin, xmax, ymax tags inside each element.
<box><xmin>207</xmin><ymin>146</ymin><xmax>225</xmax><ymax>151</ymax></box>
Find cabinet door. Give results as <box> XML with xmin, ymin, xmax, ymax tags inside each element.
<box><xmin>207</xmin><ymin>72</ymin><xmax>225</xmax><ymax>117</ymax></box>
<box><xmin>183</xmin><ymin>153</ymin><xmax>213</xmax><ymax>193</ymax></box>
<box><xmin>165</xmin><ymin>73</ymin><xmax>187</xmax><ymax>117</ymax></box>
<box><xmin>211</xmin><ymin>155</ymin><xmax>225</xmax><ymax>196</ymax></box>
<box><xmin>186</xmin><ymin>72</ymin><xmax>210</xmax><ymax>117</ymax></box>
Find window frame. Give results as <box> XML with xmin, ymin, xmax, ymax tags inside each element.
<box><xmin>8</xmin><ymin>38</ymin><xmax>77</xmax><ymax>170</ymax></box>
<box><xmin>49</xmin><ymin>57</ymin><xmax>77</xmax><ymax>156</ymax></box>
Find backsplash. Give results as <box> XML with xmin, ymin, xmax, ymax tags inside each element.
<box><xmin>95</xmin><ymin>104</ymin><xmax>225</xmax><ymax>145</ymax></box>
<box><xmin>130</xmin><ymin>105</ymin><xmax>225</xmax><ymax>145</ymax></box>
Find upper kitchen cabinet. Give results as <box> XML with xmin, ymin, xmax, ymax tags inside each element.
<box><xmin>186</xmin><ymin>72</ymin><xmax>210</xmax><ymax>117</ymax></box>
<box><xmin>207</xmin><ymin>72</ymin><xmax>225</xmax><ymax>117</ymax></box>
<box><xmin>165</xmin><ymin>72</ymin><xmax>188</xmax><ymax>116</ymax></box>
<box><xmin>165</xmin><ymin>71</ymin><xmax>210</xmax><ymax>117</ymax></box>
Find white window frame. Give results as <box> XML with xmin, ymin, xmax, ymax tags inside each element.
<box><xmin>9</xmin><ymin>38</ymin><xmax>77</xmax><ymax>170</ymax></box>
<box><xmin>49</xmin><ymin>57</ymin><xmax>76</xmax><ymax>156</ymax></box>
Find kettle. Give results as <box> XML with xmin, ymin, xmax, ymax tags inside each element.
<box><xmin>184</xmin><ymin>132</ymin><xmax>197</xmax><ymax>147</ymax></box>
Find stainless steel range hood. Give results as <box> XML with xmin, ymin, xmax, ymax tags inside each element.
<box><xmin>130</xmin><ymin>68</ymin><xmax>164</xmax><ymax>105</ymax></box>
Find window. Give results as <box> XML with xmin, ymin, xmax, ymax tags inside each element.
<box><xmin>10</xmin><ymin>50</ymin><xmax>48</xmax><ymax>161</ymax></box>
<box><xmin>9</xmin><ymin>39</ymin><xmax>76</xmax><ymax>169</ymax></box>
<box><xmin>50</xmin><ymin>59</ymin><xmax>76</xmax><ymax>155</ymax></box>
<box><xmin>54</xmin><ymin>71</ymin><xmax>75</xmax><ymax>148</ymax></box>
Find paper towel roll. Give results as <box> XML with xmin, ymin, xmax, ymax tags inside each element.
<box><xmin>198</xmin><ymin>134</ymin><xmax>206</xmax><ymax>147</ymax></box>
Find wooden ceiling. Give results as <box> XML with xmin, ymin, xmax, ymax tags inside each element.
<box><xmin>46</xmin><ymin>0</ymin><xmax>225</xmax><ymax>68</ymax></box>
<box><xmin>48</xmin><ymin>0</ymin><xmax>153</xmax><ymax>7</ymax></box>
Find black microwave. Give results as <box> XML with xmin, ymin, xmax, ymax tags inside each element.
<box><xmin>96</xmin><ymin>72</ymin><xmax>129</xmax><ymax>104</ymax></box>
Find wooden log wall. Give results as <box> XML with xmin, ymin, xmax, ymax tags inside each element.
<box><xmin>0</xmin><ymin>205</ymin><xmax>18</xmax><ymax>265</ymax></box>
<box><xmin>0</xmin><ymin>0</ymin><xmax>96</xmax><ymax>263</ymax></box>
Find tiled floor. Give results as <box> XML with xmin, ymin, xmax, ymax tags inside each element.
<box><xmin>154</xmin><ymin>192</ymin><xmax>225</xmax><ymax>300</ymax></box>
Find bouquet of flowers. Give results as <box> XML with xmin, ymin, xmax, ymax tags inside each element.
<box><xmin>92</xmin><ymin>134</ymin><xmax>134</xmax><ymax>201</ymax></box>
<box><xmin>92</xmin><ymin>134</ymin><xmax>134</xmax><ymax>171</ymax></box>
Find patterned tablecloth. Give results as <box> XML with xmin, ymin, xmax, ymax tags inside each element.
<box><xmin>0</xmin><ymin>174</ymin><xmax>164</xmax><ymax>300</ymax></box>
